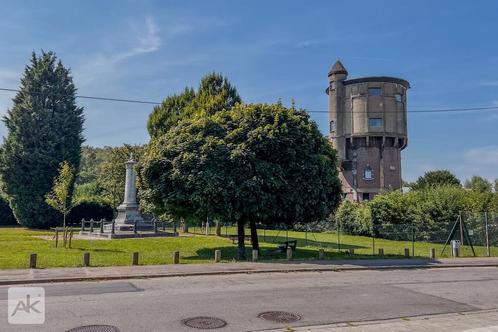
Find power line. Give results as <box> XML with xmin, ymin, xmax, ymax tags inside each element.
<box><xmin>0</xmin><ymin>87</ymin><xmax>161</xmax><ymax>105</ymax></box>
<box><xmin>1</xmin><ymin>87</ymin><xmax>498</xmax><ymax>114</ymax></box>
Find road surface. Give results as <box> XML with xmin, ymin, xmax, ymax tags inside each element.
<box><xmin>1</xmin><ymin>267</ymin><xmax>498</xmax><ymax>331</ymax></box>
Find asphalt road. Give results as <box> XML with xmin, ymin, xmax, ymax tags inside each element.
<box><xmin>1</xmin><ymin>267</ymin><xmax>498</xmax><ymax>332</ymax></box>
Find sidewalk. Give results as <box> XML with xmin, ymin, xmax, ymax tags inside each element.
<box><xmin>1</xmin><ymin>257</ymin><xmax>498</xmax><ymax>285</ymax></box>
<box><xmin>260</xmin><ymin>309</ymin><xmax>498</xmax><ymax>331</ymax></box>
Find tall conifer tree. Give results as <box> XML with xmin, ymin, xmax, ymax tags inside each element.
<box><xmin>0</xmin><ymin>51</ymin><xmax>84</xmax><ymax>228</ymax></box>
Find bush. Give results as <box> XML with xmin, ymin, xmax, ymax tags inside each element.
<box><xmin>67</xmin><ymin>201</ymin><xmax>114</xmax><ymax>225</ymax></box>
<box><xmin>335</xmin><ymin>201</ymin><xmax>372</xmax><ymax>236</ymax></box>
<box><xmin>333</xmin><ymin>187</ymin><xmax>498</xmax><ymax>242</ymax></box>
<box><xmin>0</xmin><ymin>196</ymin><xmax>17</xmax><ymax>226</ymax></box>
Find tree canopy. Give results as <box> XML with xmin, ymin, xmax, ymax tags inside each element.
<box><xmin>464</xmin><ymin>176</ymin><xmax>493</xmax><ymax>193</ymax></box>
<box><xmin>147</xmin><ymin>73</ymin><xmax>241</xmax><ymax>139</ymax></box>
<box><xmin>411</xmin><ymin>170</ymin><xmax>461</xmax><ymax>190</ymax></box>
<box><xmin>45</xmin><ymin>161</ymin><xmax>76</xmax><ymax>228</ymax></box>
<box><xmin>0</xmin><ymin>51</ymin><xmax>84</xmax><ymax>228</ymax></box>
<box><xmin>139</xmin><ymin>102</ymin><xmax>342</xmax><ymax>258</ymax></box>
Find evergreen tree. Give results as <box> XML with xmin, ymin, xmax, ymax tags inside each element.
<box><xmin>147</xmin><ymin>73</ymin><xmax>241</xmax><ymax>139</ymax></box>
<box><xmin>0</xmin><ymin>51</ymin><xmax>84</xmax><ymax>228</ymax></box>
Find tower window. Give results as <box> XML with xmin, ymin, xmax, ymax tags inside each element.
<box><xmin>329</xmin><ymin>120</ymin><xmax>335</xmax><ymax>132</ymax></box>
<box><xmin>363</xmin><ymin>165</ymin><xmax>374</xmax><ymax>180</ymax></box>
<box><xmin>368</xmin><ymin>87</ymin><xmax>381</xmax><ymax>96</ymax></box>
<box><xmin>395</xmin><ymin>94</ymin><xmax>402</xmax><ymax>102</ymax></box>
<box><xmin>362</xmin><ymin>193</ymin><xmax>371</xmax><ymax>201</ymax></box>
<box><xmin>369</xmin><ymin>118</ymin><xmax>383</xmax><ymax>128</ymax></box>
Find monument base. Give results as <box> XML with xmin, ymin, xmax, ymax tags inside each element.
<box><xmin>104</xmin><ymin>203</ymin><xmax>154</xmax><ymax>232</ymax></box>
<box><xmin>79</xmin><ymin>230</ymin><xmax>175</xmax><ymax>239</ymax></box>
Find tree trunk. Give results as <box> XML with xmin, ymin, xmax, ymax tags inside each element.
<box><xmin>215</xmin><ymin>219</ymin><xmax>221</xmax><ymax>236</ymax></box>
<box><xmin>237</xmin><ymin>220</ymin><xmax>246</xmax><ymax>260</ymax></box>
<box><xmin>181</xmin><ymin>218</ymin><xmax>188</xmax><ymax>233</ymax></box>
<box><xmin>63</xmin><ymin>214</ymin><xmax>67</xmax><ymax>248</ymax></box>
<box><xmin>250</xmin><ymin>220</ymin><xmax>260</xmax><ymax>253</ymax></box>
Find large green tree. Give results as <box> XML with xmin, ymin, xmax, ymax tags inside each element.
<box><xmin>139</xmin><ymin>103</ymin><xmax>342</xmax><ymax>259</ymax></box>
<box><xmin>147</xmin><ymin>88</ymin><xmax>195</xmax><ymax>139</ymax></box>
<box><xmin>411</xmin><ymin>170</ymin><xmax>461</xmax><ymax>190</ymax></box>
<box><xmin>147</xmin><ymin>73</ymin><xmax>241</xmax><ymax>139</ymax></box>
<box><xmin>98</xmin><ymin>144</ymin><xmax>144</xmax><ymax>211</ymax></box>
<box><xmin>464</xmin><ymin>176</ymin><xmax>493</xmax><ymax>193</ymax></box>
<box><xmin>0</xmin><ymin>51</ymin><xmax>84</xmax><ymax>228</ymax></box>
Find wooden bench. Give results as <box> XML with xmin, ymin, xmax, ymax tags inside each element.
<box><xmin>277</xmin><ymin>240</ymin><xmax>297</xmax><ymax>253</ymax></box>
<box><xmin>228</xmin><ymin>235</ymin><xmax>252</xmax><ymax>244</ymax></box>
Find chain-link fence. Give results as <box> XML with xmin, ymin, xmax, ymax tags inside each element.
<box><xmin>186</xmin><ymin>211</ymin><xmax>498</xmax><ymax>259</ymax></box>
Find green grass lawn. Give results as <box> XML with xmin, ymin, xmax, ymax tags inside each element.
<box><xmin>0</xmin><ymin>226</ymin><xmax>493</xmax><ymax>269</ymax></box>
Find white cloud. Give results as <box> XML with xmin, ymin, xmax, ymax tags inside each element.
<box><xmin>73</xmin><ymin>16</ymin><xmax>162</xmax><ymax>91</ymax></box>
<box><xmin>111</xmin><ymin>17</ymin><xmax>161</xmax><ymax>63</ymax></box>
<box><xmin>444</xmin><ymin>146</ymin><xmax>498</xmax><ymax>182</ymax></box>
<box><xmin>464</xmin><ymin>146</ymin><xmax>498</xmax><ymax>167</ymax></box>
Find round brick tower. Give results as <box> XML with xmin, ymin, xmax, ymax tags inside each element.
<box><xmin>326</xmin><ymin>60</ymin><xmax>409</xmax><ymax>201</ymax></box>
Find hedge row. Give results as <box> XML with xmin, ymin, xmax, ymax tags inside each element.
<box><xmin>0</xmin><ymin>198</ymin><xmax>114</xmax><ymax>227</ymax></box>
<box><xmin>334</xmin><ymin>187</ymin><xmax>498</xmax><ymax>241</ymax></box>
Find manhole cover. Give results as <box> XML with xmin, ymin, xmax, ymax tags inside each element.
<box><xmin>66</xmin><ymin>325</ymin><xmax>120</xmax><ymax>332</ymax></box>
<box><xmin>258</xmin><ymin>311</ymin><xmax>301</xmax><ymax>323</ymax></box>
<box><xmin>182</xmin><ymin>316</ymin><xmax>227</xmax><ymax>329</ymax></box>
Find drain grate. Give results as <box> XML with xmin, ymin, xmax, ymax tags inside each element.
<box><xmin>182</xmin><ymin>316</ymin><xmax>227</xmax><ymax>329</ymax></box>
<box><xmin>66</xmin><ymin>325</ymin><xmax>120</xmax><ymax>332</ymax></box>
<box><xmin>258</xmin><ymin>311</ymin><xmax>301</xmax><ymax>323</ymax></box>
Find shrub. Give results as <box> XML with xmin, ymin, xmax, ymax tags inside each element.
<box><xmin>67</xmin><ymin>201</ymin><xmax>114</xmax><ymax>225</ymax></box>
<box><xmin>0</xmin><ymin>196</ymin><xmax>17</xmax><ymax>226</ymax></box>
<box><xmin>334</xmin><ymin>186</ymin><xmax>498</xmax><ymax>242</ymax></box>
<box><xmin>335</xmin><ymin>201</ymin><xmax>372</xmax><ymax>236</ymax></box>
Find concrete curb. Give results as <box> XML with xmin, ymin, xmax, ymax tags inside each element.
<box><xmin>1</xmin><ymin>262</ymin><xmax>497</xmax><ymax>286</ymax></box>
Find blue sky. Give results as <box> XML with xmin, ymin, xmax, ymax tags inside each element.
<box><xmin>0</xmin><ymin>1</ymin><xmax>497</xmax><ymax>182</ymax></box>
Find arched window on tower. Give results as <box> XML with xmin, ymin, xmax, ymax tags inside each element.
<box><xmin>329</xmin><ymin>120</ymin><xmax>335</xmax><ymax>133</ymax></box>
<box><xmin>363</xmin><ymin>165</ymin><xmax>374</xmax><ymax>180</ymax></box>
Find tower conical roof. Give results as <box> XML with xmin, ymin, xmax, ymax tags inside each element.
<box><xmin>328</xmin><ymin>60</ymin><xmax>348</xmax><ymax>76</ymax></box>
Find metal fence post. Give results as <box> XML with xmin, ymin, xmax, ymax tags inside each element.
<box><xmin>485</xmin><ymin>211</ymin><xmax>490</xmax><ymax>257</ymax></box>
<box><xmin>412</xmin><ymin>224</ymin><xmax>415</xmax><ymax>257</ymax></box>
<box><xmin>100</xmin><ymin>219</ymin><xmax>104</xmax><ymax>233</ymax></box>
<box><xmin>372</xmin><ymin>233</ymin><xmax>375</xmax><ymax>255</ymax></box>
<box><xmin>337</xmin><ymin>222</ymin><xmax>341</xmax><ymax>252</ymax></box>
